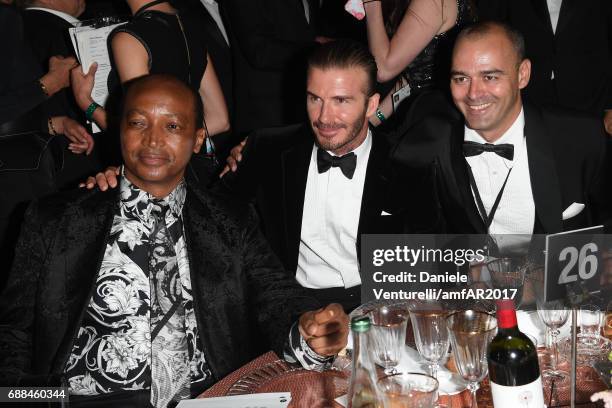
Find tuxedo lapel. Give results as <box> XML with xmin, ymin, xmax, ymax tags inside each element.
<box><xmin>555</xmin><ymin>0</ymin><xmax>577</xmax><ymax>36</ymax></box>
<box><xmin>53</xmin><ymin>190</ymin><xmax>117</xmax><ymax>371</ymax></box>
<box><xmin>530</xmin><ymin>0</ymin><xmax>554</xmax><ymax>35</ymax></box>
<box><xmin>357</xmin><ymin>130</ymin><xmax>390</xmax><ymax>238</ymax></box>
<box><xmin>182</xmin><ymin>186</ymin><xmax>234</xmax><ymax>380</ymax></box>
<box><xmin>450</xmin><ymin>123</ymin><xmax>486</xmax><ymax>233</ymax></box>
<box><xmin>524</xmin><ymin>102</ymin><xmax>563</xmax><ymax>233</ymax></box>
<box><xmin>281</xmin><ymin>128</ymin><xmax>313</xmax><ymax>272</ymax></box>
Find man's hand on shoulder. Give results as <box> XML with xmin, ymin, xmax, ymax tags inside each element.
<box><xmin>79</xmin><ymin>166</ymin><xmax>120</xmax><ymax>190</ymax></box>
<box><xmin>298</xmin><ymin>303</ymin><xmax>349</xmax><ymax>357</ymax></box>
<box><xmin>219</xmin><ymin>137</ymin><xmax>247</xmax><ymax>177</ymax></box>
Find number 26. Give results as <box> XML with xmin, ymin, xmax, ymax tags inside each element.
<box><xmin>558</xmin><ymin>243</ymin><xmax>598</xmax><ymax>284</ymax></box>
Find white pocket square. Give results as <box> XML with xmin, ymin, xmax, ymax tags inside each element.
<box><xmin>562</xmin><ymin>202</ymin><xmax>585</xmax><ymax>220</ymax></box>
<box><xmin>381</xmin><ymin>211</ymin><xmax>392</xmax><ymax>216</ymax></box>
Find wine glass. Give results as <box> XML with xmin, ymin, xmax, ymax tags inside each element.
<box><xmin>536</xmin><ymin>299</ymin><xmax>569</xmax><ymax>380</ymax></box>
<box><xmin>377</xmin><ymin>372</ymin><xmax>439</xmax><ymax>408</ymax></box>
<box><xmin>368</xmin><ymin>305</ymin><xmax>408</xmax><ymax>375</ymax></box>
<box><xmin>446</xmin><ymin>310</ymin><xmax>497</xmax><ymax>408</ymax></box>
<box><xmin>487</xmin><ymin>257</ymin><xmax>527</xmax><ymax>307</ymax></box>
<box><xmin>409</xmin><ymin>301</ymin><xmax>450</xmax><ymax>382</ymax></box>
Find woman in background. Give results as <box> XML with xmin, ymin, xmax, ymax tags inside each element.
<box><xmin>365</xmin><ymin>0</ymin><xmax>474</xmax><ymax>129</ymax></box>
<box><xmin>71</xmin><ymin>0</ymin><xmax>229</xmax><ymax>177</ymax></box>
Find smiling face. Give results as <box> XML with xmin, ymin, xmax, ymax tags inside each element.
<box><xmin>450</xmin><ymin>28</ymin><xmax>531</xmax><ymax>142</ymax></box>
<box><xmin>120</xmin><ymin>78</ymin><xmax>204</xmax><ymax>198</ymax></box>
<box><xmin>306</xmin><ymin>66</ymin><xmax>379</xmax><ymax>156</ymax></box>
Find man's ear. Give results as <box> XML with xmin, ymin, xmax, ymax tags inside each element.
<box><xmin>518</xmin><ymin>58</ymin><xmax>531</xmax><ymax>90</ymax></box>
<box><xmin>193</xmin><ymin>128</ymin><xmax>205</xmax><ymax>153</ymax></box>
<box><xmin>366</xmin><ymin>93</ymin><xmax>381</xmax><ymax>118</ymax></box>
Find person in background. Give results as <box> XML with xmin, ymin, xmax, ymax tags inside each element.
<box><xmin>219</xmin><ymin>0</ymin><xmax>325</xmax><ymax>136</ymax></box>
<box><xmin>364</xmin><ymin>0</ymin><xmax>474</xmax><ymax>133</ymax></box>
<box><xmin>71</xmin><ymin>0</ymin><xmax>229</xmax><ymax>184</ymax></box>
<box><xmin>477</xmin><ymin>0</ymin><xmax>612</xmax><ymax>135</ymax></box>
<box><xmin>0</xmin><ymin>3</ymin><xmax>90</xmax><ymax>291</ymax></box>
<box><xmin>17</xmin><ymin>0</ymin><xmax>103</xmax><ymax>187</ymax></box>
<box><xmin>0</xmin><ymin>74</ymin><xmax>348</xmax><ymax>407</ymax></box>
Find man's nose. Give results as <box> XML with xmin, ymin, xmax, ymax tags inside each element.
<box><xmin>467</xmin><ymin>78</ymin><xmax>484</xmax><ymax>100</ymax></box>
<box><xmin>318</xmin><ymin>101</ymin><xmax>333</xmax><ymax>123</ymax></box>
<box><xmin>144</xmin><ymin>125</ymin><xmax>163</xmax><ymax>147</ymax></box>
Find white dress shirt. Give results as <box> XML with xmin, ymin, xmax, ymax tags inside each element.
<box><xmin>546</xmin><ymin>0</ymin><xmax>563</xmax><ymax>79</ymax></box>
<box><xmin>464</xmin><ymin>109</ymin><xmax>535</xmax><ymax>235</ymax></box>
<box><xmin>296</xmin><ymin>130</ymin><xmax>372</xmax><ymax>289</ymax></box>
<box><xmin>546</xmin><ymin>0</ymin><xmax>563</xmax><ymax>34</ymax></box>
<box><xmin>199</xmin><ymin>0</ymin><xmax>229</xmax><ymax>45</ymax></box>
<box><xmin>26</xmin><ymin>7</ymin><xmax>80</xmax><ymax>25</ymax></box>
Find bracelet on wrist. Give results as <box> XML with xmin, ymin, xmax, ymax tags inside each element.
<box><xmin>38</xmin><ymin>79</ymin><xmax>50</xmax><ymax>97</ymax></box>
<box><xmin>85</xmin><ymin>102</ymin><xmax>101</xmax><ymax>121</ymax></box>
<box><xmin>48</xmin><ymin>117</ymin><xmax>57</xmax><ymax>136</ymax></box>
<box><xmin>375</xmin><ymin>107</ymin><xmax>386</xmax><ymax>122</ymax></box>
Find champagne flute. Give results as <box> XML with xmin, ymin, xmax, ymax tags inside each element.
<box><xmin>368</xmin><ymin>305</ymin><xmax>408</xmax><ymax>375</ymax></box>
<box><xmin>536</xmin><ymin>299</ymin><xmax>569</xmax><ymax>380</ymax></box>
<box><xmin>446</xmin><ymin>310</ymin><xmax>497</xmax><ymax>408</ymax></box>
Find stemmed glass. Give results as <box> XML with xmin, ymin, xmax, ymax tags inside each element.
<box><xmin>409</xmin><ymin>301</ymin><xmax>450</xmax><ymax>382</ymax></box>
<box><xmin>487</xmin><ymin>257</ymin><xmax>527</xmax><ymax>307</ymax></box>
<box><xmin>536</xmin><ymin>299</ymin><xmax>569</xmax><ymax>380</ymax></box>
<box><xmin>368</xmin><ymin>305</ymin><xmax>408</xmax><ymax>375</ymax></box>
<box><xmin>446</xmin><ymin>310</ymin><xmax>497</xmax><ymax>408</ymax></box>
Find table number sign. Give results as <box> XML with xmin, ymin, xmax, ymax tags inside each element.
<box><xmin>544</xmin><ymin>225</ymin><xmax>605</xmax><ymax>303</ymax></box>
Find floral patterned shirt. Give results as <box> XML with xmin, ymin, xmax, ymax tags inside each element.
<box><xmin>65</xmin><ymin>175</ymin><xmax>330</xmax><ymax>403</ymax></box>
<box><xmin>65</xmin><ymin>177</ymin><xmax>212</xmax><ymax>400</ymax></box>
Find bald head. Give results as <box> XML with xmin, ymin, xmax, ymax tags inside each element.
<box><xmin>120</xmin><ymin>74</ymin><xmax>205</xmax><ymax>197</ymax></box>
<box><xmin>455</xmin><ymin>21</ymin><xmax>526</xmax><ymax>67</ymax></box>
<box><xmin>123</xmin><ymin>74</ymin><xmax>203</xmax><ymax>130</ymax></box>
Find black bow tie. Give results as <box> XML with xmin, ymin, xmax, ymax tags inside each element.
<box><xmin>316</xmin><ymin>149</ymin><xmax>357</xmax><ymax>179</ymax></box>
<box><xmin>463</xmin><ymin>141</ymin><xmax>514</xmax><ymax>161</ymax></box>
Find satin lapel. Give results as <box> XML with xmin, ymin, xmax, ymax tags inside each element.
<box><xmin>182</xmin><ymin>186</ymin><xmax>232</xmax><ymax>379</ymax></box>
<box><xmin>530</xmin><ymin>0</ymin><xmax>554</xmax><ymax>34</ymax></box>
<box><xmin>357</xmin><ymin>130</ymin><xmax>389</xmax><ymax>239</ymax></box>
<box><xmin>555</xmin><ymin>0</ymin><xmax>577</xmax><ymax>36</ymax></box>
<box><xmin>524</xmin><ymin>102</ymin><xmax>563</xmax><ymax>233</ymax></box>
<box><xmin>54</xmin><ymin>189</ymin><xmax>117</xmax><ymax>370</ymax></box>
<box><xmin>450</xmin><ymin>123</ymin><xmax>486</xmax><ymax>233</ymax></box>
<box><xmin>281</xmin><ymin>128</ymin><xmax>313</xmax><ymax>272</ymax></box>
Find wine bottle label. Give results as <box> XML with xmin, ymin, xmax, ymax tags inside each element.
<box><xmin>490</xmin><ymin>376</ymin><xmax>545</xmax><ymax>408</ymax></box>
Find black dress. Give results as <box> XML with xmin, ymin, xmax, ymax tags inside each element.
<box><xmin>380</xmin><ymin>0</ymin><xmax>474</xmax><ymax>141</ymax></box>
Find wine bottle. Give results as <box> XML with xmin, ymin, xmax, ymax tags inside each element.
<box><xmin>487</xmin><ymin>300</ymin><xmax>545</xmax><ymax>407</ymax></box>
<box><xmin>347</xmin><ymin>316</ymin><xmax>380</xmax><ymax>408</ymax></box>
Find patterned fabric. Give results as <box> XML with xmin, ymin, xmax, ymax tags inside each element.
<box><xmin>65</xmin><ymin>176</ymin><xmax>211</xmax><ymax>406</ymax></box>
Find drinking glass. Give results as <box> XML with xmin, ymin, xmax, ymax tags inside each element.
<box><xmin>536</xmin><ymin>299</ymin><xmax>569</xmax><ymax>380</ymax></box>
<box><xmin>368</xmin><ymin>306</ymin><xmax>408</xmax><ymax>375</ymax></box>
<box><xmin>446</xmin><ymin>310</ymin><xmax>497</xmax><ymax>408</ymax></box>
<box><xmin>604</xmin><ymin>300</ymin><xmax>612</xmax><ymax>340</ymax></box>
<box><xmin>487</xmin><ymin>257</ymin><xmax>527</xmax><ymax>307</ymax></box>
<box><xmin>377</xmin><ymin>372</ymin><xmax>439</xmax><ymax>408</ymax></box>
<box><xmin>579</xmin><ymin>304</ymin><xmax>603</xmax><ymax>348</ymax></box>
<box><xmin>409</xmin><ymin>301</ymin><xmax>450</xmax><ymax>381</ymax></box>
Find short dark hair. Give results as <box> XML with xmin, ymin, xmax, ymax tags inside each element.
<box><xmin>457</xmin><ymin>21</ymin><xmax>526</xmax><ymax>63</ymax></box>
<box><xmin>122</xmin><ymin>74</ymin><xmax>204</xmax><ymax>129</ymax></box>
<box><xmin>307</xmin><ymin>39</ymin><xmax>378</xmax><ymax>97</ymax></box>
<box><xmin>14</xmin><ymin>0</ymin><xmax>37</xmax><ymax>8</ymax></box>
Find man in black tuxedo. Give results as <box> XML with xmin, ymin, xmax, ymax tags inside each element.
<box><xmin>220</xmin><ymin>0</ymin><xmax>322</xmax><ymax>135</ymax></box>
<box><xmin>221</xmin><ymin>40</ymin><xmax>421</xmax><ymax>311</ymax></box>
<box><xmin>392</xmin><ymin>21</ymin><xmax>610</xmax><ymax>235</ymax></box>
<box><xmin>0</xmin><ymin>75</ymin><xmax>348</xmax><ymax>406</ymax></box>
<box><xmin>476</xmin><ymin>0</ymin><xmax>612</xmax><ymax>135</ymax></box>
